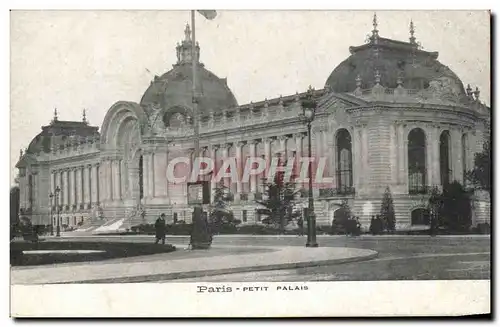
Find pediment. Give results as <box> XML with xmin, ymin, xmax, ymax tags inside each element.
<box><xmin>318</xmin><ymin>93</ymin><xmax>365</xmax><ymax>115</ymax></box>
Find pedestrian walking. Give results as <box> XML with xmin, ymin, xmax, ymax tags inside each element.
<box><xmin>154</xmin><ymin>213</ymin><xmax>167</xmax><ymax>244</ymax></box>
<box><xmin>297</xmin><ymin>217</ymin><xmax>304</xmax><ymax>236</ymax></box>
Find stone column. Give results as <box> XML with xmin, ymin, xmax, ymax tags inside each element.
<box><xmin>91</xmin><ymin>164</ymin><xmax>99</xmax><ymax>204</ymax></box>
<box><xmin>327</xmin><ymin>130</ymin><xmax>336</xmax><ymax>187</ymax></box>
<box><xmin>263</xmin><ymin>137</ymin><xmax>272</xmax><ymax>187</ymax></box>
<box><xmin>222</xmin><ymin>143</ymin><xmax>230</xmax><ymax>188</ymax></box>
<box><xmin>431</xmin><ymin>126</ymin><xmax>441</xmax><ymax>187</ymax></box>
<box><xmin>277</xmin><ymin>135</ymin><xmax>287</xmax><ymax>157</ymax></box>
<box><xmin>104</xmin><ymin>160</ymin><xmax>111</xmax><ymax>201</ymax></box>
<box><xmin>249</xmin><ymin>140</ymin><xmax>257</xmax><ymax>198</ymax></box>
<box><xmin>99</xmin><ymin>161</ymin><xmax>106</xmax><ymax>203</ymax></box>
<box><xmin>154</xmin><ymin>150</ymin><xmax>167</xmax><ymax>197</ymax></box>
<box><xmin>148</xmin><ymin>153</ymin><xmax>155</xmax><ymax>199</ymax></box>
<box><xmin>451</xmin><ymin>129</ymin><xmax>463</xmax><ymax>183</ymax></box>
<box><xmin>389</xmin><ymin>124</ymin><xmax>398</xmax><ymax>185</ymax></box>
<box><xmin>351</xmin><ymin>126</ymin><xmax>361</xmax><ymax>192</ymax></box>
<box><xmin>320</xmin><ymin>131</ymin><xmax>331</xmax><ymax>180</ymax></box>
<box><xmin>58</xmin><ymin>171</ymin><xmax>64</xmax><ymax>207</ymax></box>
<box><xmin>210</xmin><ymin>144</ymin><xmax>218</xmax><ymax>202</ymax></box>
<box><xmin>425</xmin><ymin>126</ymin><xmax>434</xmax><ymax>187</ymax></box>
<box><xmin>83</xmin><ymin>164</ymin><xmax>90</xmax><ymax>206</ymax></box>
<box><xmin>397</xmin><ymin>123</ymin><xmax>406</xmax><ymax>187</ymax></box>
<box><xmin>142</xmin><ymin>153</ymin><xmax>150</xmax><ymax>199</ymax></box>
<box><xmin>294</xmin><ymin>133</ymin><xmax>304</xmax><ymax>190</ymax></box>
<box><xmin>76</xmin><ymin>167</ymin><xmax>82</xmax><ymax>206</ymax></box>
<box><xmin>362</xmin><ymin>126</ymin><xmax>369</xmax><ymax>188</ymax></box>
<box><xmin>64</xmin><ymin>169</ymin><xmax>69</xmax><ymax>206</ymax></box>
<box><xmin>235</xmin><ymin>141</ymin><xmax>244</xmax><ymax>200</ymax></box>
<box><xmin>112</xmin><ymin>159</ymin><xmax>121</xmax><ymax>200</ymax></box>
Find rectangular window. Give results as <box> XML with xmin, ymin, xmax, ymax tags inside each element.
<box><xmin>242</xmin><ymin>210</ymin><xmax>247</xmax><ymax>223</ymax></box>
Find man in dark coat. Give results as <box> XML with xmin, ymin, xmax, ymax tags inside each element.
<box><xmin>154</xmin><ymin>213</ymin><xmax>167</xmax><ymax>244</ymax></box>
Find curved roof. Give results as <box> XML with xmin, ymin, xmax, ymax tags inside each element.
<box><xmin>140</xmin><ymin>63</ymin><xmax>238</xmax><ymax>115</ymax></box>
<box><xmin>25</xmin><ymin>120</ymin><xmax>99</xmax><ymax>155</ymax></box>
<box><xmin>325</xmin><ymin>37</ymin><xmax>466</xmax><ymax>95</ymax></box>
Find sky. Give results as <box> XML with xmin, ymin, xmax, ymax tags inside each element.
<box><xmin>9</xmin><ymin>10</ymin><xmax>490</xmax><ymax>185</ymax></box>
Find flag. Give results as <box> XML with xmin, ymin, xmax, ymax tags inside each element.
<box><xmin>197</xmin><ymin>10</ymin><xmax>217</xmax><ymax>20</ymax></box>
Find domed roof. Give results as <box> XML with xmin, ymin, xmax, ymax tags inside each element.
<box><xmin>325</xmin><ymin>22</ymin><xmax>466</xmax><ymax>96</ymax></box>
<box><xmin>140</xmin><ymin>24</ymin><xmax>238</xmax><ymax>115</ymax></box>
<box><xmin>25</xmin><ymin>111</ymin><xmax>99</xmax><ymax>156</ymax></box>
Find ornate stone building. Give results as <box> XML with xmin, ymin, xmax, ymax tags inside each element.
<box><xmin>15</xmin><ymin>17</ymin><xmax>490</xmax><ymax>232</ymax></box>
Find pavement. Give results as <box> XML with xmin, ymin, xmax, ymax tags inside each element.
<box><xmin>10</xmin><ymin>244</ymin><xmax>378</xmax><ymax>285</ymax></box>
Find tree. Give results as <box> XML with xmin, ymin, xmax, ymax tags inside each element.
<box><xmin>10</xmin><ymin>186</ymin><xmax>20</xmax><ymax>240</ymax></box>
<box><xmin>439</xmin><ymin>181</ymin><xmax>472</xmax><ymax>232</ymax></box>
<box><xmin>427</xmin><ymin>186</ymin><xmax>442</xmax><ymax>235</ymax></box>
<box><xmin>467</xmin><ymin>139</ymin><xmax>491</xmax><ymax>195</ymax></box>
<box><xmin>331</xmin><ymin>199</ymin><xmax>353</xmax><ymax>235</ymax></box>
<box><xmin>208</xmin><ymin>182</ymin><xmax>238</xmax><ymax>233</ymax></box>
<box><xmin>190</xmin><ymin>206</ymin><xmax>212</xmax><ymax>249</ymax></box>
<box><xmin>256</xmin><ymin>159</ymin><xmax>300</xmax><ymax>233</ymax></box>
<box><xmin>379</xmin><ymin>187</ymin><xmax>396</xmax><ymax>232</ymax></box>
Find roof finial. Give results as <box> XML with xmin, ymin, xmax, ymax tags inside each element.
<box><xmin>20</xmin><ymin>149</ymin><xmax>23</xmax><ymax>159</ymax></box>
<box><xmin>355</xmin><ymin>74</ymin><xmax>362</xmax><ymax>88</ymax></box>
<box><xmin>184</xmin><ymin>23</ymin><xmax>191</xmax><ymax>42</ymax></box>
<box><xmin>53</xmin><ymin>107</ymin><xmax>58</xmax><ymax>122</ymax></box>
<box><xmin>466</xmin><ymin>84</ymin><xmax>473</xmax><ymax>98</ymax></box>
<box><xmin>473</xmin><ymin>87</ymin><xmax>480</xmax><ymax>101</ymax></box>
<box><xmin>371</xmin><ymin>12</ymin><xmax>379</xmax><ymax>41</ymax></box>
<box><xmin>82</xmin><ymin>109</ymin><xmax>88</xmax><ymax>124</ymax></box>
<box><xmin>397</xmin><ymin>71</ymin><xmax>403</xmax><ymax>87</ymax></box>
<box><xmin>409</xmin><ymin>19</ymin><xmax>416</xmax><ymax>44</ymax></box>
<box><xmin>374</xmin><ymin>70</ymin><xmax>381</xmax><ymax>85</ymax></box>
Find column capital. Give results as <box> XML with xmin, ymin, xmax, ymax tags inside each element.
<box><xmin>277</xmin><ymin>135</ymin><xmax>288</xmax><ymax>142</ymax></box>
<box><xmin>236</xmin><ymin>140</ymin><xmax>246</xmax><ymax>148</ymax></box>
<box><xmin>294</xmin><ymin>132</ymin><xmax>305</xmax><ymax>139</ymax></box>
<box><xmin>262</xmin><ymin>137</ymin><xmax>274</xmax><ymax>144</ymax></box>
<box><xmin>248</xmin><ymin>139</ymin><xmax>260</xmax><ymax>145</ymax></box>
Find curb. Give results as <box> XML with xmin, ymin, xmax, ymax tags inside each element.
<box><xmin>57</xmin><ymin>250</ymin><xmax>379</xmax><ymax>284</ymax></box>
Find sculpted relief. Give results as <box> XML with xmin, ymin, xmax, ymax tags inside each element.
<box><xmin>428</xmin><ymin>76</ymin><xmax>462</xmax><ymax>102</ymax></box>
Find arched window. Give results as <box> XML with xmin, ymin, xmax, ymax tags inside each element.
<box><xmin>408</xmin><ymin>128</ymin><xmax>427</xmax><ymax>194</ymax></box>
<box><xmin>336</xmin><ymin>129</ymin><xmax>353</xmax><ymax>194</ymax></box>
<box><xmin>139</xmin><ymin>155</ymin><xmax>144</xmax><ymax>199</ymax></box>
<box><xmin>440</xmin><ymin>131</ymin><xmax>451</xmax><ymax>186</ymax></box>
<box><xmin>411</xmin><ymin>208</ymin><xmax>430</xmax><ymax>225</ymax></box>
<box><xmin>462</xmin><ymin>133</ymin><xmax>468</xmax><ymax>185</ymax></box>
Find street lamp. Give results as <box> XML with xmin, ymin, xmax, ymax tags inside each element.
<box><xmin>300</xmin><ymin>86</ymin><xmax>318</xmax><ymax>248</ymax></box>
<box><xmin>49</xmin><ymin>192</ymin><xmax>54</xmax><ymax>236</ymax></box>
<box><xmin>54</xmin><ymin>186</ymin><xmax>61</xmax><ymax>237</ymax></box>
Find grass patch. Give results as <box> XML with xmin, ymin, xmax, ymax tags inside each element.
<box><xmin>10</xmin><ymin>241</ymin><xmax>176</xmax><ymax>266</ymax></box>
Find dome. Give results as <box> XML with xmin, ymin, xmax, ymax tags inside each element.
<box><xmin>140</xmin><ymin>24</ymin><xmax>238</xmax><ymax>116</ymax></box>
<box><xmin>325</xmin><ymin>36</ymin><xmax>466</xmax><ymax>96</ymax></box>
<box><xmin>25</xmin><ymin>115</ymin><xmax>98</xmax><ymax>155</ymax></box>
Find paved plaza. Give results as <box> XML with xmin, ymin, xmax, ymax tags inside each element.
<box><xmin>10</xmin><ymin>234</ymin><xmax>490</xmax><ymax>284</ymax></box>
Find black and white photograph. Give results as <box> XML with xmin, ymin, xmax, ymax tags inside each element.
<box><xmin>9</xmin><ymin>9</ymin><xmax>491</xmax><ymax>317</ymax></box>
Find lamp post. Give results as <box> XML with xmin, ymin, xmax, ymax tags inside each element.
<box><xmin>300</xmin><ymin>86</ymin><xmax>318</xmax><ymax>248</ymax></box>
<box><xmin>54</xmin><ymin>186</ymin><xmax>61</xmax><ymax>237</ymax></box>
<box><xmin>49</xmin><ymin>192</ymin><xmax>54</xmax><ymax>236</ymax></box>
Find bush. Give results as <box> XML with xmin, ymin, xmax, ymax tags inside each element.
<box><xmin>190</xmin><ymin>207</ymin><xmax>212</xmax><ymax>249</ymax></box>
<box><xmin>168</xmin><ymin>223</ymin><xmax>193</xmax><ymax>235</ymax></box>
<box><xmin>440</xmin><ymin>181</ymin><xmax>472</xmax><ymax>232</ymax></box>
<box><xmin>369</xmin><ymin>216</ymin><xmax>384</xmax><ymax>235</ymax></box>
<box><xmin>474</xmin><ymin>223</ymin><xmax>490</xmax><ymax>235</ymax></box>
<box><xmin>236</xmin><ymin>224</ymin><xmax>281</xmax><ymax>235</ymax></box>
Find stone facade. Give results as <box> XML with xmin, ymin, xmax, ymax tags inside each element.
<box><xmin>15</xmin><ymin>20</ymin><xmax>490</xmax><ymax>231</ymax></box>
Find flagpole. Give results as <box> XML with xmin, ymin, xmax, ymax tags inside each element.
<box><xmin>191</xmin><ymin>10</ymin><xmax>200</xmax><ymax>162</ymax></box>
